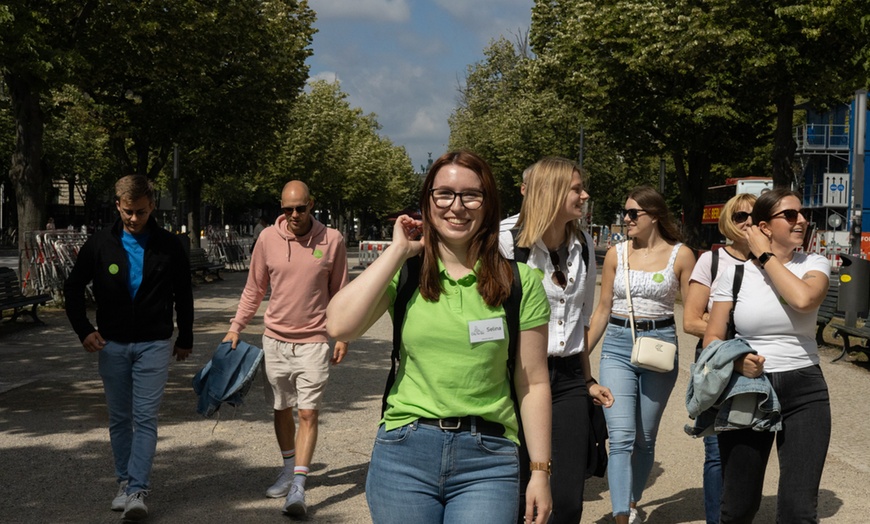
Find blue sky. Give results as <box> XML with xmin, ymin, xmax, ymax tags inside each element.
<box><xmin>306</xmin><ymin>0</ymin><xmax>534</xmax><ymax>172</ymax></box>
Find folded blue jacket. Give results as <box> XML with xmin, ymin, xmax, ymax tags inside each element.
<box><xmin>684</xmin><ymin>338</ymin><xmax>781</xmax><ymax>437</ymax></box>
<box><xmin>193</xmin><ymin>340</ymin><xmax>264</xmax><ymax>417</ymax></box>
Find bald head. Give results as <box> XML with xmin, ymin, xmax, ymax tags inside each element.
<box><xmin>281</xmin><ymin>180</ymin><xmax>314</xmax><ymax>236</ymax></box>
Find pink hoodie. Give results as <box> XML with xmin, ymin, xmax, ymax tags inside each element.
<box><xmin>230</xmin><ymin>215</ymin><xmax>348</xmax><ymax>343</ymax></box>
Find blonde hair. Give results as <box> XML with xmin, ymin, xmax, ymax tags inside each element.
<box><xmin>516</xmin><ymin>157</ymin><xmax>584</xmax><ymax>248</ymax></box>
<box><xmin>719</xmin><ymin>193</ymin><xmax>757</xmax><ymax>242</ymax></box>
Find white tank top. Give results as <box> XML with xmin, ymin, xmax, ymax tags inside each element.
<box><xmin>611</xmin><ymin>241</ymin><xmax>682</xmax><ymax>318</ymax></box>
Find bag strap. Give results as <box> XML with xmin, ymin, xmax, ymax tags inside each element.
<box><xmin>711</xmin><ymin>248</ymin><xmax>720</xmax><ymax>283</ymax></box>
<box><xmin>728</xmin><ymin>264</ymin><xmax>744</xmax><ymax>337</ymax></box>
<box><xmin>623</xmin><ymin>242</ymin><xmax>638</xmax><ymax>343</ymax></box>
<box><xmin>504</xmin><ymin>260</ymin><xmax>523</xmax><ymax>391</ymax></box>
<box><xmin>382</xmin><ymin>255</ymin><xmax>422</xmax><ymax>417</ymax></box>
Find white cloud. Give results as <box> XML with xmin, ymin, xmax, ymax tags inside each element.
<box><xmin>308</xmin><ymin>71</ymin><xmax>340</xmax><ymax>84</ymax></box>
<box><xmin>310</xmin><ymin>0</ymin><xmax>410</xmax><ymax>22</ymax></box>
<box><xmin>434</xmin><ymin>0</ymin><xmax>533</xmax><ymax>46</ymax></box>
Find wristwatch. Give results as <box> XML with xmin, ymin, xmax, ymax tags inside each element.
<box><xmin>758</xmin><ymin>252</ymin><xmax>776</xmax><ymax>269</ymax></box>
<box><xmin>530</xmin><ymin>461</ymin><xmax>552</xmax><ymax>475</ymax></box>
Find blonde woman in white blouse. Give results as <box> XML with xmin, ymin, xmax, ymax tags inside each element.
<box><xmin>587</xmin><ymin>186</ymin><xmax>695</xmax><ymax>524</ymax></box>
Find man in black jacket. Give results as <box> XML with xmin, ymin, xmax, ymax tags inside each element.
<box><xmin>65</xmin><ymin>175</ymin><xmax>194</xmax><ymax>522</ymax></box>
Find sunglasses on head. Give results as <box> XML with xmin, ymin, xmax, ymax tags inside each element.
<box><xmin>731</xmin><ymin>211</ymin><xmax>751</xmax><ymax>224</ymax></box>
<box><xmin>770</xmin><ymin>208</ymin><xmax>809</xmax><ymax>223</ymax></box>
<box><xmin>549</xmin><ymin>250</ymin><xmax>567</xmax><ymax>289</ymax></box>
<box><xmin>282</xmin><ymin>204</ymin><xmax>309</xmax><ymax>215</ymax></box>
<box><xmin>623</xmin><ymin>208</ymin><xmax>646</xmax><ymax>221</ymax></box>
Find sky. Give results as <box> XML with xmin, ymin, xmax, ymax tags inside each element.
<box><xmin>305</xmin><ymin>0</ymin><xmax>534</xmax><ymax>172</ymax></box>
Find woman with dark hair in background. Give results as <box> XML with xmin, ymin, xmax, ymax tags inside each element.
<box><xmin>587</xmin><ymin>186</ymin><xmax>695</xmax><ymax>524</ymax></box>
<box><xmin>683</xmin><ymin>192</ymin><xmax>756</xmax><ymax>524</ymax></box>
<box><xmin>327</xmin><ymin>150</ymin><xmax>553</xmax><ymax>523</ymax></box>
<box><xmin>704</xmin><ymin>188</ymin><xmax>830</xmax><ymax>523</ymax></box>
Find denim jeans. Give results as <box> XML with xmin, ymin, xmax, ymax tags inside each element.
<box><xmin>99</xmin><ymin>339</ymin><xmax>172</xmax><ymax>494</ymax></box>
<box><xmin>599</xmin><ymin>323</ymin><xmax>678</xmax><ymax>517</ymax></box>
<box><xmin>718</xmin><ymin>364</ymin><xmax>830</xmax><ymax>524</ymax></box>
<box><xmin>703</xmin><ymin>434</ymin><xmax>722</xmax><ymax>524</ymax></box>
<box><xmin>366</xmin><ymin>420</ymin><xmax>519</xmax><ymax>523</ymax></box>
<box><xmin>548</xmin><ymin>354</ymin><xmax>590</xmax><ymax>524</ymax></box>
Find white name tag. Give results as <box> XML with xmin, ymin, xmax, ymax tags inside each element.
<box><xmin>469</xmin><ymin>318</ymin><xmax>506</xmax><ymax>344</ymax></box>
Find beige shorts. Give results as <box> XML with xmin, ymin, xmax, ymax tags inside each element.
<box><xmin>262</xmin><ymin>337</ymin><xmax>331</xmax><ymax>410</ymax></box>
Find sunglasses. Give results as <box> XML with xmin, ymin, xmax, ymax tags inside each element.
<box><xmin>282</xmin><ymin>204</ymin><xmax>309</xmax><ymax>215</ymax></box>
<box><xmin>770</xmin><ymin>208</ymin><xmax>809</xmax><ymax>223</ymax></box>
<box><xmin>623</xmin><ymin>208</ymin><xmax>647</xmax><ymax>221</ymax></box>
<box><xmin>549</xmin><ymin>250</ymin><xmax>567</xmax><ymax>289</ymax></box>
<box><xmin>731</xmin><ymin>211</ymin><xmax>751</xmax><ymax>224</ymax></box>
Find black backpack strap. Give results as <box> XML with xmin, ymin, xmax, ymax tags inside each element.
<box><xmin>510</xmin><ymin>228</ymin><xmax>530</xmax><ymax>264</ymax></box>
<box><xmin>711</xmin><ymin>248</ymin><xmax>720</xmax><ymax>282</ymax></box>
<box><xmin>382</xmin><ymin>255</ymin><xmax>422</xmax><ymax>417</ymax></box>
<box><xmin>726</xmin><ymin>264</ymin><xmax>744</xmax><ymax>339</ymax></box>
<box><xmin>580</xmin><ymin>230</ymin><xmax>590</xmax><ymax>270</ymax></box>
<box><xmin>504</xmin><ymin>260</ymin><xmax>523</xmax><ymax>375</ymax></box>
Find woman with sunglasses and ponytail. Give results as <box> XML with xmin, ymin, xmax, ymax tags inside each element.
<box><xmin>587</xmin><ymin>186</ymin><xmax>695</xmax><ymax>524</ymax></box>
<box><xmin>682</xmin><ymin>192</ymin><xmax>756</xmax><ymax>524</ymax></box>
<box><xmin>498</xmin><ymin>157</ymin><xmax>614</xmax><ymax>524</ymax></box>
<box><xmin>703</xmin><ymin>188</ymin><xmax>830</xmax><ymax>523</ymax></box>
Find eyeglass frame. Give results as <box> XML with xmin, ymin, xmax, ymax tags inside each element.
<box><xmin>769</xmin><ymin>208</ymin><xmax>808</xmax><ymax>224</ymax></box>
<box><xmin>623</xmin><ymin>208</ymin><xmax>647</xmax><ymax>221</ymax></box>
<box><xmin>731</xmin><ymin>211</ymin><xmax>751</xmax><ymax>224</ymax></box>
<box><xmin>429</xmin><ymin>188</ymin><xmax>485</xmax><ymax>210</ymax></box>
<box><xmin>549</xmin><ymin>250</ymin><xmax>567</xmax><ymax>289</ymax></box>
<box><xmin>282</xmin><ymin>204</ymin><xmax>310</xmax><ymax>215</ymax></box>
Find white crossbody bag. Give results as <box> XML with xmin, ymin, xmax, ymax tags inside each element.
<box><xmin>624</xmin><ymin>243</ymin><xmax>677</xmax><ymax>373</ymax></box>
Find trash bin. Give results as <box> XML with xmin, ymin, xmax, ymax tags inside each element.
<box><xmin>838</xmin><ymin>254</ymin><xmax>870</xmax><ymax>324</ymax></box>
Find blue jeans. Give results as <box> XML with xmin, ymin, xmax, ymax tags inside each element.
<box><xmin>99</xmin><ymin>339</ymin><xmax>172</xmax><ymax>494</ymax></box>
<box><xmin>599</xmin><ymin>323</ymin><xmax>678</xmax><ymax>517</ymax></box>
<box><xmin>366</xmin><ymin>420</ymin><xmax>519</xmax><ymax>523</ymax></box>
<box><xmin>703</xmin><ymin>435</ymin><xmax>722</xmax><ymax>524</ymax></box>
<box><xmin>718</xmin><ymin>364</ymin><xmax>830</xmax><ymax>523</ymax></box>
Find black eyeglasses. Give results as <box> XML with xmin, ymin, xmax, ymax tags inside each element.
<box><xmin>282</xmin><ymin>204</ymin><xmax>309</xmax><ymax>215</ymax></box>
<box><xmin>770</xmin><ymin>208</ymin><xmax>809</xmax><ymax>223</ymax></box>
<box><xmin>429</xmin><ymin>188</ymin><xmax>484</xmax><ymax>210</ymax></box>
<box><xmin>623</xmin><ymin>208</ymin><xmax>646</xmax><ymax>221</ymax></box>
<box><xmin>731</xmin><ymin>211</ymin><xmax>751</xmax><ymax>224</ymax></box>
<box><xmin>549</xmin><ymin>251</ymin><xmax>567</xmax><ymax>289</ymax></box>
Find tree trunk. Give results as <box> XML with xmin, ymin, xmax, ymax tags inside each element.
<box><xmin>772</xmin><ymin>92</ymin><xmax>797</xmax><ymax>188</ymax></box>
<box><xmin>673</xmin><ymin>149</ymin><xmax>711</xmax><ymax>250</ymax></box>
<box><xmin>4</xmin><ymin>72</ymin><xmax>49</xmax><ymax>282</ymax></box>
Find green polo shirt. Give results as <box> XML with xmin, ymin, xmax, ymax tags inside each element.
<box><xmin>383</xmin><ymin>259</ymin><xmax>550</xmax><ymax>443</ymax></box>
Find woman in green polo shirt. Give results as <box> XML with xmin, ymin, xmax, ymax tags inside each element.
<box><xmin>327</xmin><ymin>150</ymin><xmax>553</xmax><ymax>524</ymax></box>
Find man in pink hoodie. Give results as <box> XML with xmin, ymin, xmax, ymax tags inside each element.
<box><xmin>223</xmin><ymin>180</ymin><xmax>349</xmax><ymax>517</ymax></box>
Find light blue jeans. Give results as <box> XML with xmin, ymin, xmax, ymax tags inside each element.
<box><xmin>366</xmin><ymin>420</ymin><xmax>519</xmax><ymax>523</ymax></box>
<box><xmin>99</xmin><ymin>339</ymin><xmax>172</xmax><ymax>494</ymax></box>
<box><xmin>599</xmin><ymin>323</ymin><xmax>678</xmax><ymax>517</ymax></box>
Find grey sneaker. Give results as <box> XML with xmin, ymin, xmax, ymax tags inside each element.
<box><xmin>122</xmin><ymin>491</ymin><xmax>148</xmax><ymax>521</ymax></box>
<box><xmin>283</xmin><ymin>484</ymin><xmax>307</xmax><ymax>517</ymax></box>
<box><xmin>111</xmin><ymin>480</ymin><xmax>128</xmax><ymax>511</ymax></box>
<box><xmin>628</xmin><ymin>507</ymin><xmax>643</xmax><ymax>524</ymax></box>
<box><xmin>266</xmin><ymin>469</ymin><xmax>295</xmax><ymax>498</ymax></box>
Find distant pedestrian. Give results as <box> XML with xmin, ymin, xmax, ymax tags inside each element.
<box><xmin>252</xmin><ymin>215</ymin><xmax>268</xmax><ymax>249</ymax></box>
<box><xmin>223</xmin><ymin>180</ymin><xmax>349</xmax><ymax>517</ymax></box>
<box><xmin>46</xmin><ymin>217</ymin><xmax>56</xmax><ymax>230</ymax></box>
<box><xmin>64</xmin><ymin>175</ymin><xmax>194</xmax><ymax>522</ymax></box>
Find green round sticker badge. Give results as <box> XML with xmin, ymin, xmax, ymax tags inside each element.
<box><xmin>652</xmin><ymin>273</ymin><xmax>665</xmax><ymax>283</ymax></box>
<box><xmin>108</xmin><ymin>263</ymin><xmax>120</xmax><ymax>275</ymax></box>
<box><xmin>313</xmin><ymin>249</ymin><xmax>323</xmax><ymax>259</ymax></box>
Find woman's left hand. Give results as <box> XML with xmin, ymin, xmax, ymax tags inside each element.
<box><xmin>524</xmin><ymin>474</ymin><xmax>552</xmax><ymax>523</ymax></box>
<box><xmin>589</xmin><ymin>383</ymin><xmax>614</xmax><ymax>408</ymax></box>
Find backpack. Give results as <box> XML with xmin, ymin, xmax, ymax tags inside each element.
<box><xmin>383</xmin><ymin>256</ymin><xmax>524</xmax><ymax>418</ymax></box>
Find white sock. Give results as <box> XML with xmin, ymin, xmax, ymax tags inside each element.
<box><xmin>293</xmin><ymin>466</ymin><xmax>309</xmax><ymax>489</ymax></box>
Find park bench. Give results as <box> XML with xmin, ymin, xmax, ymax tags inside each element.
<box><xmin>0</xmin><ymin>267</ymin><xmax>53</xmax><ymax>324</ymax></box>
<box><xmin>189</xmin><ymin>247</ymin><xmax>224</xmax><ymax>282</ymax></box>
<box><xmin>830</xmin><ymin>322</ymin><xmax>870</xmax><ymax>362</ymax></box>
<box><xmin>816</xmin><ymin>276</ymin><xmax>841</xmax><ymax>346</ymax></box>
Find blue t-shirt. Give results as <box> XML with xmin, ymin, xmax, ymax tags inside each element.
<box><xmin>121</xmin><ymin>230</ymin><xmax>149</xmax><ymax>298</ymax></box>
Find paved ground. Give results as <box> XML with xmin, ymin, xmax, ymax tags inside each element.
<box><xmin>1</xmin><ymin>256</ymin><xmax>869</xmax><ymax>523</ymax></box>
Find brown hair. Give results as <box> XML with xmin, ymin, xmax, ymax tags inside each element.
<box><xmin>418</xmin><ymin>150</ymin><xmax>512</xmax><ymax>307</ymax></box>
<box><xmin>627</xmin><ymin>186</ymin><xmax>682</xmax><ymax>242</ymax></box>
<box><xmin>115</xmin><ymin>175</ymin><xmax>155</xmax><ymax>203</ymax></box>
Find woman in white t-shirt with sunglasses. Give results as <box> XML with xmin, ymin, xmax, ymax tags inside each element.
<box><xmin>704</xmin><ymin>188</ymin><xmax>830</xmax><ymax>523</ymax></box>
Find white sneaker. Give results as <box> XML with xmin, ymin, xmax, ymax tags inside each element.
<box><xmin>266</xmin><ymin>469</ymin><xmax>295</xmax><ymax>498</ymax></box>
<box><xmin>283</xmin><ymin>484</ymin><xmax>307</xmax><ymax>517</ymax></box>
<box><xmin>122</xmin><ymin>491</ymin><xmax>148</xmax><ymax>521</ymax></box>
<box><xmin>111</xmin><ymin>480</ymin><xmax>128</xmax><ymax>511</ymax></box>
<box><xmin>628</xmin><ymin>507</ymin><xmax>643</xmax><ymax>524</ymax></box>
